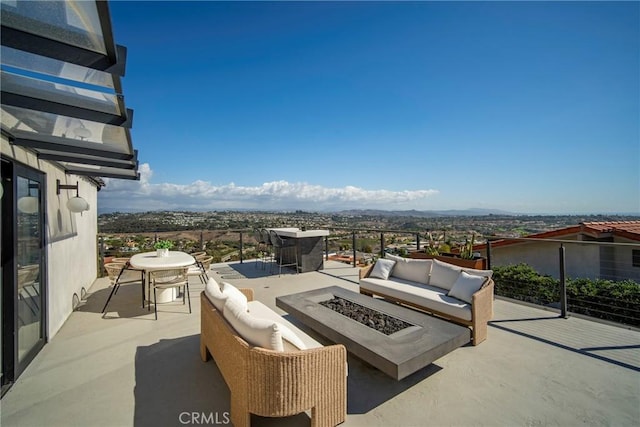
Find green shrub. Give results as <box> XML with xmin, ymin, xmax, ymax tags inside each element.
<box><xmin>492</xmin><ymin>264</ymin><xmax>640</xmax><ymax>327</ymax></box>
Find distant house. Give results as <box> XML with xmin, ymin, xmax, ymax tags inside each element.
<box><xmin>477</xmin><ymin>221</ymin><xmax>640</xmax><ymax>282</ymax></box>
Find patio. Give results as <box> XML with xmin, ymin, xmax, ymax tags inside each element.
<box><xmin>1</xmin><ymin>260</ymin><xmax>638</xmax><ymax>426</ymax></box>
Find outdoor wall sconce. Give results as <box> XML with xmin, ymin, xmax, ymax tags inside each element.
<box><xmin>56</xmin><ymin>179</ymin><xmax>90</xmax><ymax>213</ymax></box>
<box><xmin>17</xmin><ymin>183</ymin><xmax>39</xmax><ymax>214</ymax></box>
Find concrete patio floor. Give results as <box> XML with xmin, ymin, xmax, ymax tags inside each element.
<box><xmin>1</xmin><ymin>260</ymin><xmax>639</xmax><ymax>427</ymax></box>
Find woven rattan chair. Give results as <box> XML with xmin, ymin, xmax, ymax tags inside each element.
<box><xmin>187</xmin><ymin>255</ymin><xmax>212</xmax><ymax>284</ymax></box>
<box><xmin>102</xmin><ymin>262</ymin><xmax>145</xmax><ymax>313</ymax></box>
<box><xmin>200</xmin><ymin>288</ymin><xmax>347</xmax><ymax>427</ymax></box>
<box><xmin>149</xmin><ymin>267</ymin><xmax>190</xmax><ymax>320</ymax></box>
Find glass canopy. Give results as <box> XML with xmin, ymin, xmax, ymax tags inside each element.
<box><xmin>1</xmin><ymin>0</ymin><xmax>138</xmax><ymax>180</ymax></box>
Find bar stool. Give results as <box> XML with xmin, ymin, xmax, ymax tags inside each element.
<box><xmin>253</xmin><ymin>229</ymin><xmax>268</xmax><ymax>269</ymax></box>
<box><xmin>260</xmin><ymin>228</ymin><xmax>274</xmax><ymax>269</ymax></box>
<box><xmin>269</xmin><ymin>230</ymin><xmax>299</xmax><ymax>277</ymax></box>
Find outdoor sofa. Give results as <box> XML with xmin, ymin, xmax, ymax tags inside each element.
<box><xmin>200</xmin><ymin>278</ymin><xmax>347</xmax><ymax>427</ymax></box>
<box><xmin>359</xmin><ymin>254</ymin><xmax>494</xmax><ymax>345</ymax></box>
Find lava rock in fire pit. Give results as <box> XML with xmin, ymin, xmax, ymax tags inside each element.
<box><xmin>319</xmin><ymin>297</ymin><xmax>412</xmax><ymax>335</ymax></box>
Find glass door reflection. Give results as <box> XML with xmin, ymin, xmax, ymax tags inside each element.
<box><xmin>16</xmin><ymin>176</ymin><xmax>43</xmax><ymax>363</ymax></box>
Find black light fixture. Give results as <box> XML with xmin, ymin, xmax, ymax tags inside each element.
<box><xmin>56</xmin><ymin>179</ymin><xmax>89</xmax><ymax>213</ymax></box>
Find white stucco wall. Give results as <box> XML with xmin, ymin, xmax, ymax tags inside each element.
<box><xmin>2</xmin><ymin>137</ymin><xmax>98</xmax><ymax>339</ymax></box>
<box><xmin>483</xmin><ymin>235</ymin><xmax>637</xmax><ymax>281</ymax></box>
<box><xmin>612</xmin><ymin>237</ymin><xmax>640</xmax><ymax>282</ymax></box>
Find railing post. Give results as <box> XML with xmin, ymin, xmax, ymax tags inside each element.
<box><xmin>98</xmin><ymin>236</ymin><xmax>105</xmax><ymax>277</ymax></box>
<box><xmin>559</xmin><ymin>244</ymin><xmax>568</xmax><ymax>318</ymax></box>
<box><xmin>416</xmin><ymin>233</ymin><xmax>421</xmax><ymax>251</ymax></box>
<box><xmin>239</xmin><ymin>231</ymin><xmax>244</xmax><ymax>264</ymax></box>
<box><xmin>352</xmin><ymin>231</ymin><xmax>357</xmax><ymax>267</ymax></box>
<box><xmin>325</xmin><ymin>235</ymin><xmax>329</xmax><ymax>260</ymax></box>
<box><xmin>486</xmin><ymin>240</ymin><xmax>492</xmax><ymax>270</ymax></box>
<box><xmin>380</xmin><ymin>232</ymin><xmax>385</xmax><ymax>258</ymax></box>
<box><xmin>200</xmin><ymin>231</ymin><xmax>204</xmax><ymax>250</ymax></box>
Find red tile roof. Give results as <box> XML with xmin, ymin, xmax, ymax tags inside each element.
<box><xmin>479</xmin><ymin>220</ymin><xmax>640</xmax><ymax>249</ymax></box>
<box><xmin>582</xmin><ymin>221</ymin><xmax>640</xmax><ymax>235</ymax></box>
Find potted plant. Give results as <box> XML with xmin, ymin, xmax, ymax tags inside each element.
<box><xmin>409</xmin><ymin>232</ymin><xmax>487</xmax><ymax>269</ymax></box>
<box><xmin>154</xmin><ymin>240</ymin><xmax>173</xmax><ymax>257</ymax></box>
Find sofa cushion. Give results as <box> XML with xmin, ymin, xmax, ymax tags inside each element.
<box><xmin>370</xmin><ymin>258</ymin><xmax>396</xmax><ymax>280</ymax></box>
<box><xmin>247</xmin><ymin>300</ymin><xmax>322</xmax><ymax>350</ymax></box>
<box><xmin>448</xmin><ymin>271</ymin><xmax>488</xmax><ymax>304</ymax></box>
<box><xmin>221</xmin><ymin>282</ymin><xmax>248</xmax><ymax>311</ymax></box>
<box><xmin>429</xmin><ymin>259</ymin><xmax>493</xmax><ymax>291</ymax></box>
<box><xmin>429</xmin><ymin>258</ymin><xmax>464</xmax><ymax>291</ymax></box>
<box><xmin>461</xmin><ymin>266</ymin><xmax>494</xmax><ymax>280</ymax></box>
<box><xmin>204</xmin><ymin>278</ymin><xmax>248</xmax><ymax>312</ymax></box>
<box><xmin>224</xmin><ymin>298</ymin><xmax>283</xmax><ymax>351</ymax></box>
<box><xmin>360</xmin><ymin>277</ymin><xmax>472</xmax><ymax>321</ymax></box>
<box><xmin>385</xmin><ymin>253</ymin><xmax>431</xmax><ymax>285</ymax></box>
<box><xmin>204</xmin><ymin>277</ymin><xmax>225</xmax><ymax>310</ymax></box>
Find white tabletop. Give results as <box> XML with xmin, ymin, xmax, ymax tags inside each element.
<box><xmin>269</xmin><ymin>228</ymin><xmax>330</xmax><ymax>238</ymax></box>
<box><xmin>130</xmin><ymin>251</ymin><xmax>196</xmax><ymax>270</ymax></box>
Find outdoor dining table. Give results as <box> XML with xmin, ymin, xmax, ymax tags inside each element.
<box><xmin>130</xmin><ymin>251</ymin><xmax>196</xmax><ymax>304</ymax></box>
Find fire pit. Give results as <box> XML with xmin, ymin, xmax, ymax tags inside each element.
<box><xmin>319</xmin><ymin>296</ymin><xmax>412</xmax><ymax>335</ymax></box>
<box><xmin>276</xmin><ymin>286</ymin><xmax>471</xmax><ymax>380</ymax></box>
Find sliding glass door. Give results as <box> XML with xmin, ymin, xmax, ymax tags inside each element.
<box><xmin>1</xmin><ymin>159</ymin><xmax>46</xmax><ymax>395</ymax></box>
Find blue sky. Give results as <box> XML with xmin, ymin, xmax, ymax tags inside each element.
<box><xmin>99</xmin><ymin>1</ymin><xmax>639</xmax><ymax>214</ymax></box>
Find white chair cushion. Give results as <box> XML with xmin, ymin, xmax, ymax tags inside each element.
<box><xmin>385</xmin><ymin>253</ymin><xmax>431</xmax><ymax>285</ymax></box>
<box><xmin>448</xmin><ymin>271</ymin><xmax>488</xmax><ymax>304</ymax></box>
<box><xmin>223</xmin><ymin>298</ymin><xmax>283</xmax><ymax>351</ymax></box>
<box><xmin>369</xmin><ymin>258</ymin><xmax>396</xmax><ymax>280</ymax></box>
<box><xmin>429</xmin><ymin>258</ymin><xmax>464</xmax><ymax>291</ymax></box>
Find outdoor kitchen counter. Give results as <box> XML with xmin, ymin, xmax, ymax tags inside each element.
<box><xmin>269</xmin><ymin>228</ymin><xmax>330</xmax><ymax>272</ymax></box>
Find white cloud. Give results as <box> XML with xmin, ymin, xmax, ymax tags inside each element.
<box><xmin>98</xmin><ymin>163</ymin><xmax>439</xmax><ymax>212</ymax></box>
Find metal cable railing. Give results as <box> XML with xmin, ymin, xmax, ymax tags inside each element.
<box><xmin>98</xmin><ymin>228</ymin><xmax>640</xmax><ymax>327</ymax></box>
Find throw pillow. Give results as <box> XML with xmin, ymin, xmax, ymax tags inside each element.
<box><xmin>429</xmin><ymin>258</ymin><xmax>463</xmax><ymax>291</ymax></box>
<box><xmin>369</xmin><ymin>258</ymin><xmax>396</xmax><ymax>280</ymax></box>
<box><xmin>223</xmin><ymin>298</ymin><xmax>284</xmax><ymax>351</ymax></box>
<box><xmin>204</xmin><ymin>277</ymin><xmax>226</xmax><ymax>311</ymax></box>
<box><xmin>221</xmin><ymin>282</ymin><xmax>248</xmax><ymax>312</ymax></box>
<box><xmin>462</xmin><ymin>266</ymin><xmax>494</xmax><ymax>280</ymax></box>
<box><xmin>448</xmin><ymin>271</ymin><xmax>488</xmax><ymax>304</ymax></box>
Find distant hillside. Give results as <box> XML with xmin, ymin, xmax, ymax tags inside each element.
<box><xmin>337</xmin><ymin>208</ymin><xmax>518</xmax><ymax>217</ymax></box>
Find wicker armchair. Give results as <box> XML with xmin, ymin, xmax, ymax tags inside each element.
<box><xmin>188</xmin><ymin>255</ymin><xmax>212</xmax><ymax>284</ymax></box>
<box><xmin>149</xmin><ymin>267</ymin><xmax>190</xmax><ymax>319</ymax></box>
<box><xmin>102</xmin><ymin>262</ymin><xmax>145</xmax><ymax>313</ymax></box>
<box><xmin>200</xmin><ymin>289</ymin><xmax>347</xmax><ymax>427</ymax></box>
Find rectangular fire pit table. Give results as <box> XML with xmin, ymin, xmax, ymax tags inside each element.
<box><xmin>276</xmin><ymin>286</ymin><xmax>470</xmax><ymax>380</ymax></box>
